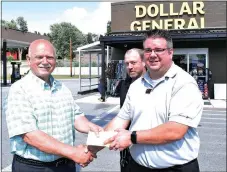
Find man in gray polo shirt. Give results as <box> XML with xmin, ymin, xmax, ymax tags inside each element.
<box><xmin>104</xmin><ymin>29</ymin><xmax>203</xmax><ymax>172</ymax></box>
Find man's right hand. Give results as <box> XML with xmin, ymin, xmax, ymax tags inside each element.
<box><xmin>70</xmin><ymin>144</ymin><xmax>95</xmax><ymax>167</ymax></box>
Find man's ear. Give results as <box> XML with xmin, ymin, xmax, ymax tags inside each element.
<box><xmin>168</xmin><ymin>49</ymin><xmax>173</xmax><ymax>59</ymax></box>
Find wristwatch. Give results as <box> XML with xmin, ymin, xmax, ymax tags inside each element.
<box><xmin>131</xmin><ymin>131</ymin><xmax>137</xmax><ymax>144</ymax></box>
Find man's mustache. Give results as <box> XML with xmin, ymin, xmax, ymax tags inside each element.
<box><xmin>38</xmin><ymin>65</ymin><xmax>51</xmax><ymax>68</ymax></box>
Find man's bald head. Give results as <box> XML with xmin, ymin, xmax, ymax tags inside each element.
<box><xmin>26</xmin><ymin>39</ymin><xmax>56</xmax><ymax>82</ymax></box>
<box><xmin>124</xmin><ymin>48</ymin><xmax>146</xmax><ymax>79</ymax></box>
<box><xmin>28</xmin><ymin>39</ymin><xmax>56</xmax><ymax>58</ymax></box>
<box><xmin>125</xmin><ymin>48</ymin><xmax>144</xmax><ymax>61</ymax></box>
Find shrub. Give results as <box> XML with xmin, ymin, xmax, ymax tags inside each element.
<box><xmin>92</xmin><ymin>61</ymin><xmax>97</xmax><ymax>67</ymax></box>
<box><xmin>56</xmin><ymin>60</ymin><xmax>64</xmax><ymax>67</ymax></box>
<box><xmin>7</xmin><ymin>56</ymin><xmax>14</xmax><ymax>62</ymax></box>
<box><xmin>73</xmin><ymin>61</ymin><xmax>79</xmax><ymax>67</ymax></box>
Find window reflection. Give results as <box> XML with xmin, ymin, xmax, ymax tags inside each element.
<box><xmin>189</xmin><ymin>54</ymin><xmax>206</xmax><ymax>72</ymax></box>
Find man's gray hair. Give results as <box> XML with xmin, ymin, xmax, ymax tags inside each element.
<box><xmin>125</xmin><ymin>48</ymin><xmax>144</xmax><ymax>60</ymax></box>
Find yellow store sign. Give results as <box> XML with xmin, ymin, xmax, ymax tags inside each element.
<box><xmin>130</xmin><ymin>2</ymin><xmax>205</xmax><ymax>31</ymax></box>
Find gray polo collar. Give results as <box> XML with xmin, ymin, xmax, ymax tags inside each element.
<box><xmin>164</xmin><ymin>62</ymin><xmax>178</xmax><ymax>78</ymax></box>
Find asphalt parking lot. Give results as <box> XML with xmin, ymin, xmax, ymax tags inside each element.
<box><xmin>1</xmin><ymin>79</ymin><xmax>226</xmax><ymax>172</ymax></box>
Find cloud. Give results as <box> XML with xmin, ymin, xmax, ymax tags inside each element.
<box><xmin>3</xmin><ymin>2</ymin><xmax>111</xmax><ymax>35</ymax></box>
<box><xmin>56</xmin><ymin>2</ymin><xmax>111</xmax><ymax>35</ymax></box>
<box><xmin>27</xmin><ymin>19</ymin><xmax>56</xmax><ymax>34</ymax></box>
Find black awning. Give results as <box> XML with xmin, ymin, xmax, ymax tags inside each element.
<box><xmin>100</xmin><ymin>28</ymin><xmax>227</xmax><ymax>46</ymax></box>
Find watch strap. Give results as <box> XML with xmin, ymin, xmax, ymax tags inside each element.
<box><xmin>131</xmin><ymin>131</ymin><xmax>137</xmax><ymax>144</ymax></box>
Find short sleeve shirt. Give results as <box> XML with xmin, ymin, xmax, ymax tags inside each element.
<box><xmin>5</xmin><ymin>71</ymin><xmax>83</xmax><ymax>162</ymax></box>
<box><xmin>117</xmin><ymin>63</ymin><xmax>203</xmax><ymax>169</ymax></box>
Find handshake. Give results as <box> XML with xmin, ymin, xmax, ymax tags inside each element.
<box><xmin>74</xmin><ymin>129</ymin><xmax>133</xmax><ymax>168</ymax></box>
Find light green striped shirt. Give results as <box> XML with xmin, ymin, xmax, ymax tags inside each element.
<box><xmin>5</xmin><ymin>71</ymin><xmax>83</xmax><ymax>162</ymax></box>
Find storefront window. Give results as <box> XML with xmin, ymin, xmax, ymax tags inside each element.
<box><xmin>188</xmin><ymin>54</ymin><xmax>207</xmax><ymax>98</ymax></box>
<box><xmin>189</xmin><ymin>54</ymin><xmax>206</xmax><ymax>73</ymax></box>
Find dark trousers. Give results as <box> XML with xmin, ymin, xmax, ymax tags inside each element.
<box><xmin>12</xmin><ymin>155</ymin><xmax>76</xmax><ymax>172</ymax></box>
<box><xmin>120</xmin><ymin>148</ymin><xmax>131</xmax><ymax>172</ymax></box>
<box><xmin>128</xmin><ymin>153</ymin><xmax>200</xmax><ymax>172</ymax></box>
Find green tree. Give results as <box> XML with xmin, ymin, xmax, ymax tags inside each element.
<box><xmin>1</xmin><ymin>19</ymin><xmax>7</xmax><ymax>27</ymax></box>
<box><xmin>92</xmin><ymin>33</ymin><xmax>99</xmax><ymax>42</ymax></box>
<box><xmin>46</xmin><ymin>33</ymin><xmax>52</xmax><ymax>39</ymax></box>
<box><xmin>16</xmin><ymin>17</ymin><xmax>28</xmax><ymax>32</ymax></box>
<box><xmin>49</xmin><ymin>22</ymin><xmax>87</xmax><ymax>59</ymax></box>
<box><xmin>86</xmin><ymin>32</ymin><xmax>93</xmax><ymax>44</ymax></box>
<box><xmin>106</xmin><ymin>21</ymin><xmax>111</xmax><ymax>35</ymax></box>
<box><xmin>2</xmin><ymin>19</ymin><xmax>18</xmax><ymax>29</ymax></box>
<box><xmin>92</xmin><ymin>61</ymin><xmax>97</xmax><ymax>67</ymax></box>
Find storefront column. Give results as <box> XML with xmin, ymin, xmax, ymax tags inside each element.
<box><xmin>101</xmin><ymin>42</ymin><xmax>106</xmax><ymax>101</ymax></box>
<box><xmin>2</xmin><ymin>40</ymin><xmax>7</xmax><ymax>86</ymax></box>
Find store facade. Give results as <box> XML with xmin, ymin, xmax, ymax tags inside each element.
<box><xmin>99</xmin><ymin>1</ymin><xmax>226</xmax><ymax>99</ymax></box>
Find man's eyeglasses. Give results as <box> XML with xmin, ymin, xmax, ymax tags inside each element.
<box><xmin>144</xmin><ymin>48</ymin><xmax>169</xmax><ymax>55</ymax></box>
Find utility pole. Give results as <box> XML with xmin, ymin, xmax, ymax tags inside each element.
<box><xmin>70</xmin><ymin>37</ymin><xmax>72</xmax><ymax>77</ymax></box>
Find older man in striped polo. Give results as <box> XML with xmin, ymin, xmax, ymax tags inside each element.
<box><xmin>5</xmin><ymin>39</ymin><xmax>103</xmax><ymax>172</ymax></box>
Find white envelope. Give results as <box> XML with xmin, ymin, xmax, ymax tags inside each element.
<box><xmin>86</xmin><ymin>131</ymin><xmax>118</xmax><ymax>147</ymax></box>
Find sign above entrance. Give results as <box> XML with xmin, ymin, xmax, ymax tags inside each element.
<box><xmin>131</xmin><ymin>2</ymin><xmax>205</xmax><ymax>31</ymax></box>
<box><xmin>111</xmin><ymin>1</ymin><xmax>226</xmax><ymax>32</ymax></box>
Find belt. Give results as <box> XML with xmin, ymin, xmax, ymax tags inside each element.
<box><xmin>14</xmin><ymin>154</ymin><xmax>73</xmax><ymax>167</ymax></box>
<box><xmin>129</xmin><ymin>153</ymin><xmax>198</xmax><ymax>170</ymax></box>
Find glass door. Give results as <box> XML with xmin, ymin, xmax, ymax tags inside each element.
<box><xmin>189</xmin><ymin>54</ymin><xmax>208</xmax><ymax>98</ymax></box>
<box><xmin>189</xmin><ymin>54</ymin><xmax>206</xmax><ymax>72</ymax></box>
<box><xmin>173</xmin><ymin>48</ymin><xmax>209</xmax><ymax>99</ymax></box>
<box><xmin>174</xmin><ymin>48</ymin><xmax>208</xmax><ymax>72</ymax></box>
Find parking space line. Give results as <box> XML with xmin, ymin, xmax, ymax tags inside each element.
<box><xmin>202</xmin><ymin>117</ymin><xmax>226</xmax><ymax>120</ymax></box>
<box><xmin>92</xmin><ymin>105</ymin><xmax>120</xmax><ymax>120</ymax></box>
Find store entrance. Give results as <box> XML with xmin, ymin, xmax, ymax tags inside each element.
<box><xmin>173</xmin><ymin>48</ymin><xmax>209</xmax><ymax>99</ymax></box>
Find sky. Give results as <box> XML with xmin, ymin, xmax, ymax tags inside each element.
<box><xmin>2</xmin><ymin>2</ymin><xmax>111</xmax><ymax>35</ymax></box>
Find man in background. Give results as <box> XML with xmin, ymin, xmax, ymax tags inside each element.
<box><xmin>115</xmin><ymin>48</ymin><xmax>146</xmax><ymax>172</ymax></box>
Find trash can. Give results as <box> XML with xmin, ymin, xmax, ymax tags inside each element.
<box><xmin>11</xmin><ymin>61</ymin><xmax>21</xmax><ymax>84</ymax></box>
